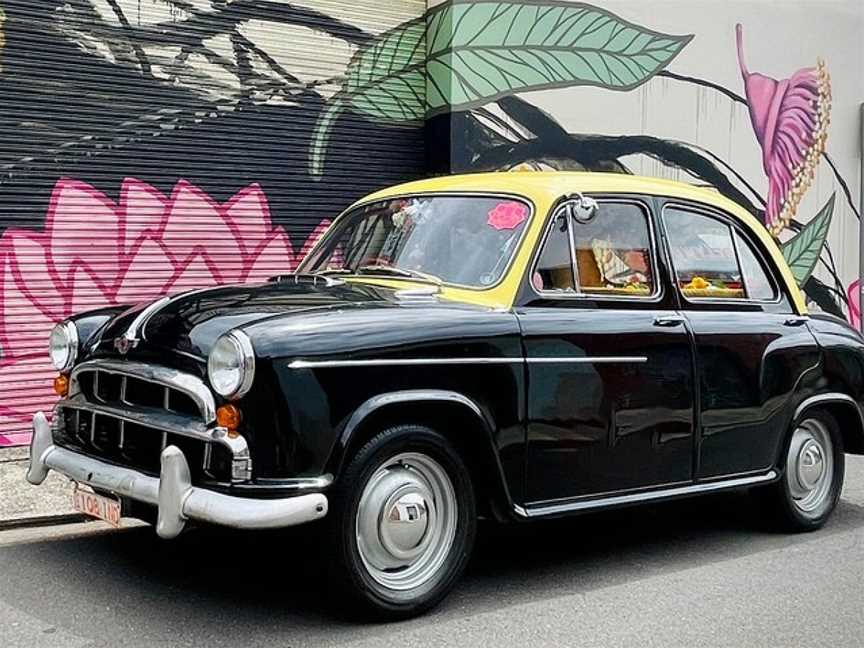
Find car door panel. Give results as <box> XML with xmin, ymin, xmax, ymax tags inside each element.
<box><xmin>520</xmin><ymin>307</ymin><xmax>695</xmax><ymax>502</ymax></box>
<box><xmin>659</xmin><ymin>201</ymin><xmax>821</xmax><ymax>480</ymax></box>
<box><xmin>685</xmin><ymin>309</ymin><xmax>820</xmax><ymax>478</ymax></box>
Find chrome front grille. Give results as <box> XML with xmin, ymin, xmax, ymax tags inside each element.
<box><xmin>53</xmin><ymin>360</ymin><xmax>251</xmax><ymax>482</ymax></box>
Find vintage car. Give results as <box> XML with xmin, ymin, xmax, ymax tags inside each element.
<box><xmin>26</xmin><ymin>172</ymin><xmax>864</xmax><ymax>618</ymax></box>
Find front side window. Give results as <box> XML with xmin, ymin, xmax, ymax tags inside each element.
<box><xmin>532</xmin><ymin>201</ymin><xmax>656</xmax><ymax>297</ymax></box>
<box><xmin>300</xmin><ymin>195</ymin><xmax>531</xmax><ymax>288</ymax></box>
<box><xmin>664</xmin><ymin>205</ymin><xmax>776</xmax><ymax>301</ymax></box>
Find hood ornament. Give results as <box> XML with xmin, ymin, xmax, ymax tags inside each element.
<box><xmin>114</xmin><ymin>336</ymin><xmax>138</xmax><ymax>355</ymax></box>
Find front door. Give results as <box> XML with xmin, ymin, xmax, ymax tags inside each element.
<box><xmin>517</xmin><ymin>198</ymin><xmax>696</xmax><ymax>504</ymax></box>
<box><xmin>659</xmin><ymin>202</ymin><xmax>821</xmax><ymax>479</ymax></box>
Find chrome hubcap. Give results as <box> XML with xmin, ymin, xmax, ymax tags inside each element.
<box><xmin>356</xmin><ymin>452</ymin><xmax>457</xmax><ymax>592</ymax></box>
<box><xmin>786</xmin><ymin>419</ymin><xmax>834</xmax><ymax>514</ymax></box>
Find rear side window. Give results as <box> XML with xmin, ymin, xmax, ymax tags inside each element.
<box><xmin>663</xmin><ymin>206</ymin><xmax>776</xmax><ymax>301</ymax></box>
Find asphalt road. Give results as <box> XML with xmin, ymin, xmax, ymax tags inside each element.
<box><xmin>2</xmin><ymin>456</ymin><xmax>863</xmax><ymax>648</ymax></box>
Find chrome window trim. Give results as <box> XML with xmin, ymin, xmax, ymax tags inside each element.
<box><xmin>289</xmin><ymin>356</ymin><xmax>647</xmax><ymax>369</ymax></box>
<box><xmin>70</xmin><ymin>359</ymin><xmax>216</xmax><ymax>423</ymax></box>
<box><xmin>297</xmin><ymin>191</ymin><xmax>536</xmax><ymax>293</ymax></box>
<box><xmin>527</xmin><ymin>197</ymin><xmax>665</xmax><ymax>304</ymax></box>
<box><xmin>515</xmin><ymin>470</ymin><xmax>778</xmax><ymax>517</ymax></box>
<box><xmin>660</xmin><ymin>202</ymin><xmax>784</xmax><ymax>307</ymax></box>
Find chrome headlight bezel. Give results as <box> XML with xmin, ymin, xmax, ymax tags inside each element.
<box><xmin>49</xmin><ymin>321</ymin><xmax>78</xmax><ymax>372</ymax></box>
<box><xmin>207</xmin><ymin>331</ymin><xmax>255</xmax><ymax>400</ymax></box>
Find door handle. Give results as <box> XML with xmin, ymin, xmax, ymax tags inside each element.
<box><xmin>653</xmin><ymin>315</ymin><xmax>685</xmax><ymax>327</ymax></box>
<box><xmin>784</xmin><ymin>316</ymin><xmax>808</xmax><ymax>327</ymax></box>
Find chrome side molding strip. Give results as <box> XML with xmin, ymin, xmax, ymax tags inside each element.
<box><xmin>515</xmin><ymin>470</ymin><xmax>778</xmax><ymax>518</ymax></box>
<box><xmin>289</xmin><ymin>356</ymin><xmax>648</xmax><ymax>369</ymax></box>
<box><xmin>528</xmin><ymin>356</ymin><xmax>647</xmax><ymax>364</ymax></box>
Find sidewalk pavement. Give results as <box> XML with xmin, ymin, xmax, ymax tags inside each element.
<box><xmin>0</xmin><ymin>446</ymin><xmax>75</xmax><ymax>524</ymax></box>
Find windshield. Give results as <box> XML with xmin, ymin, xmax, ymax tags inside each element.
<box><xmin>300</xmin><ymin>195</ymin><xmax>532</xmax><ymax>288</ymax></box>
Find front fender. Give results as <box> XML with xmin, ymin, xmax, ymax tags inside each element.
<box><xmin>329</xmin><ymin>389</ymin><xmax>521</xmax><ymax>519</ymax></box>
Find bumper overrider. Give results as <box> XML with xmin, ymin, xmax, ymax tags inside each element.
<box><xmin>27</xmin><ymin>410</ymin><xmax>329</xmax><ymax>539</ymax></box>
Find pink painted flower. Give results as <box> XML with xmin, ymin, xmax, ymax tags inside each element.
<box><xmin>0</xmin><ymin>177</ymin><xmax>329</xmax><ymax>446</ymax></box>
<box><xmin>736</xmin><ymin>24</ymin><xmax>831</xmax><ymax>237</ymax></box>
<box><xmin>847</xmin><ymin>280</ymin><xmax>860</xmax><ymax>330</ymax></box>
<box><xmin>487</xmin><ymin>201</ymin><xmax>528</xmax><ymax>231</ymax></box>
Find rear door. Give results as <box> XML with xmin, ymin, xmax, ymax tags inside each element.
<box><xmin>659</xmin><ymin>202</ymin><xmax>821</xmax><ymax>479</ymax></box>
<box><xmin>516</xmin><ymin>197</ymin><xmax>696</xmax><ymax>504</ymax></box>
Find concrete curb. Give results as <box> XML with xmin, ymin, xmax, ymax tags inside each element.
<box><xmin>0</xmin><ymin>513</ymin><xmax>88</xmax><ymax>531</ymax></box>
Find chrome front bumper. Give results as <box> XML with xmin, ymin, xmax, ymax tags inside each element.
<box><xmin>26</xmin><ymin>412</ymin><xmax>329</xmax><ymax>538</ymax></box>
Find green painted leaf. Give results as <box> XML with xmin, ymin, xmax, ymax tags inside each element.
<box><xmin>426</xmin><ymin>0</ymin><xmax>693</xmax><ymax>114</ymax></box>
<box><xmin>782</xmin><ymin>194</ymin><xmax>835</xmax><ymax>286</ymax></box>
<box><xmin>309</xmin><ymin>0</ymin><xmax>693</xmax><ymax>176</ymax></box>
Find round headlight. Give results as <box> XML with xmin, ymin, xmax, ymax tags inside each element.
<box><xmin>207</xmin><ymin>331</ymin><xmax>255</xmax><ymax>399</ymax></box>
<box><xmin>49</xmin><ymin>321</ymin><xmax>78</xmax><ymax>372</ymax></box>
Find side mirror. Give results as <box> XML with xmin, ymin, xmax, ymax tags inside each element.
<box><xmin>555</xmin><ymin>193</ymin><xmax>599</xmax><ymax>223</ymax></box>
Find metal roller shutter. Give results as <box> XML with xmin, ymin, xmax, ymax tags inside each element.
<box><xmin>0</xmin><ymin>0</ymin><xmax>427</xmax><ymax>446</ymax></box>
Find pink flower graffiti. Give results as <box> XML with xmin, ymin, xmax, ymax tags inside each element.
<box><xmin>736</xmin><ymin>24</ymin><xmax>831</xmax><ymax>237</ymax></box>
<box><xmin>847</xmin><ymin>280</ymin><xmax>860</xmax><ymax>330</ymax></box>
<box><xmin>0</xmin><ymin>177</ymin><xmax>328</xmax><ymax>446</ymax></box>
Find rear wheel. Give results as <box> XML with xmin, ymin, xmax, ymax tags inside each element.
<box><xmin>762</xmin><ymin>410</ymin><xmax>844</xmax><ymax>531</ymax></box>
<box><xmin>328</xmin><ymin>424</ymin><xmax>476</xmax><ymax>619</ymax></box>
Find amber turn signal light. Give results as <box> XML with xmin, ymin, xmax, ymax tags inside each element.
<box><xmin>53</xmin><ymin>374</ymin><xmax>69</xmax><ymax>397</ymax></box>
<box><xmin>216</xmin><ymin>404</ymin><xmax>241</xmax><ymax>436</ymax></box>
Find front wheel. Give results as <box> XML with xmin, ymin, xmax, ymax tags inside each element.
<box><xmin>761</xmin><ymin>410</ymin><xmax>845</xmax><ymax>531</ymax></box>
<box><xmin>328</xmin><ymin>424</ymin><xmax>476</xmax><ymax>619</ymax></box>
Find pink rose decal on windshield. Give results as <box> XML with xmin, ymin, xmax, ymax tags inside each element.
<box><xmin>0</xmin><ymin>177</ymin><xmax>326</xmax><ymax>446</ymax></box>
<box><xmin>736</xmin><ymin>24</ymin><xmax>831</xmax><ymax>236</ymax></box>
<box><xmin>487</xmin><ymin>201</ymin><xmax>528</xmax><ymax>231</ymax></box>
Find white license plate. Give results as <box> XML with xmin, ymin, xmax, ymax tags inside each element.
<box><xmin>72</xmin><ymin>486</ymin><xmax>122</xmax><ymax>527</ymax></box>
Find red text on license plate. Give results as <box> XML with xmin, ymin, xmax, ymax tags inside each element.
<box><xmin>72</xmin><ymin>488</ymin><xmax>122</xmax><ymax>527</ymax></box>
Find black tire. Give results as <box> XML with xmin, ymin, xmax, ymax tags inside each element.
<box><xmin>327</xmin><ymin>424</ymin><xmax>476</xmax><ymax>620</ymax></box>
<box><xmin>759</xmin><ymin>409</ymin><xmax>845</xmax><ymax>531</ymax></box>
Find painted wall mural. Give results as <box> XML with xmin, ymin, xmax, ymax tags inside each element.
<box><xmin>419</xmin><ymin>0</ymin><xmax>857</xmax><ymax>319</ymax></box>
<box><xmin>0</xmin><ymin>177</ymin><xmax>329</xmax><ymax>444</ymax></box>
<box><xmin>0</xmin><ymin>0</ymin><xmax>860</xmax><ymax>446</ymax></box>
<box><xmin>0</xmin><ymin>0</ymin><xmax>425</xmax><ymax>446</ymax></box>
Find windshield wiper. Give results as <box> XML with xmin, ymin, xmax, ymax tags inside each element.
<box><xmin>356</xmin><ymin>265</ymin><xmax>443</xmax><ymax>285</ymax></box>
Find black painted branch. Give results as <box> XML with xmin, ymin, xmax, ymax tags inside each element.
<box><xmin>136</xmin><ymin>0</ymin><xmax>372</xmax><ymax>47</ymax></box>
<box><xmin>823</xmin><ymin>153</ymin><xmax>861</xmax><ymax>219</ymax></box>
<box><xmin>657</xmin><ymin>70</ymin><xmax>746</xmax><ymax>104</ymax></box>
<box><xmin>104</xmin><ymin>0</ymin><xmax>153</xmax><ymax>79</ymax></box>
<box><xmin>467</xmin><ymin>130</ymin><xmax>763</xmax><ymax>217</ymax></box>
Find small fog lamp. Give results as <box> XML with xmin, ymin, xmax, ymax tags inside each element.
<box><xmin>53</xmin><ymin>374</ymin><xmax>70</xmax><ymax>397</ymax></box>
<box><xmin>216</xmin><ymin>404</ymin><xmax>242</xmax><ymax>436</ymax></box>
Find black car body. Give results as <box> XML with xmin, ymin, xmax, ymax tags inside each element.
<box><xmin>27</xmin><ymin>172</ymin><xmax>864</xmax><ymax>617</ymax></box>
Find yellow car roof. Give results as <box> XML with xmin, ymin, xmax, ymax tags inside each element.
<box><xmin>346</xmin><ymin>172</ymin><xmax>806</xmax><ymax>314</ymax></box>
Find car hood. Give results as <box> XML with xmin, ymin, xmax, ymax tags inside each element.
<box><xmin>94</xmin><ymin>279</ymin><xmax>403</xmax><ymax>360</ymax></box>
